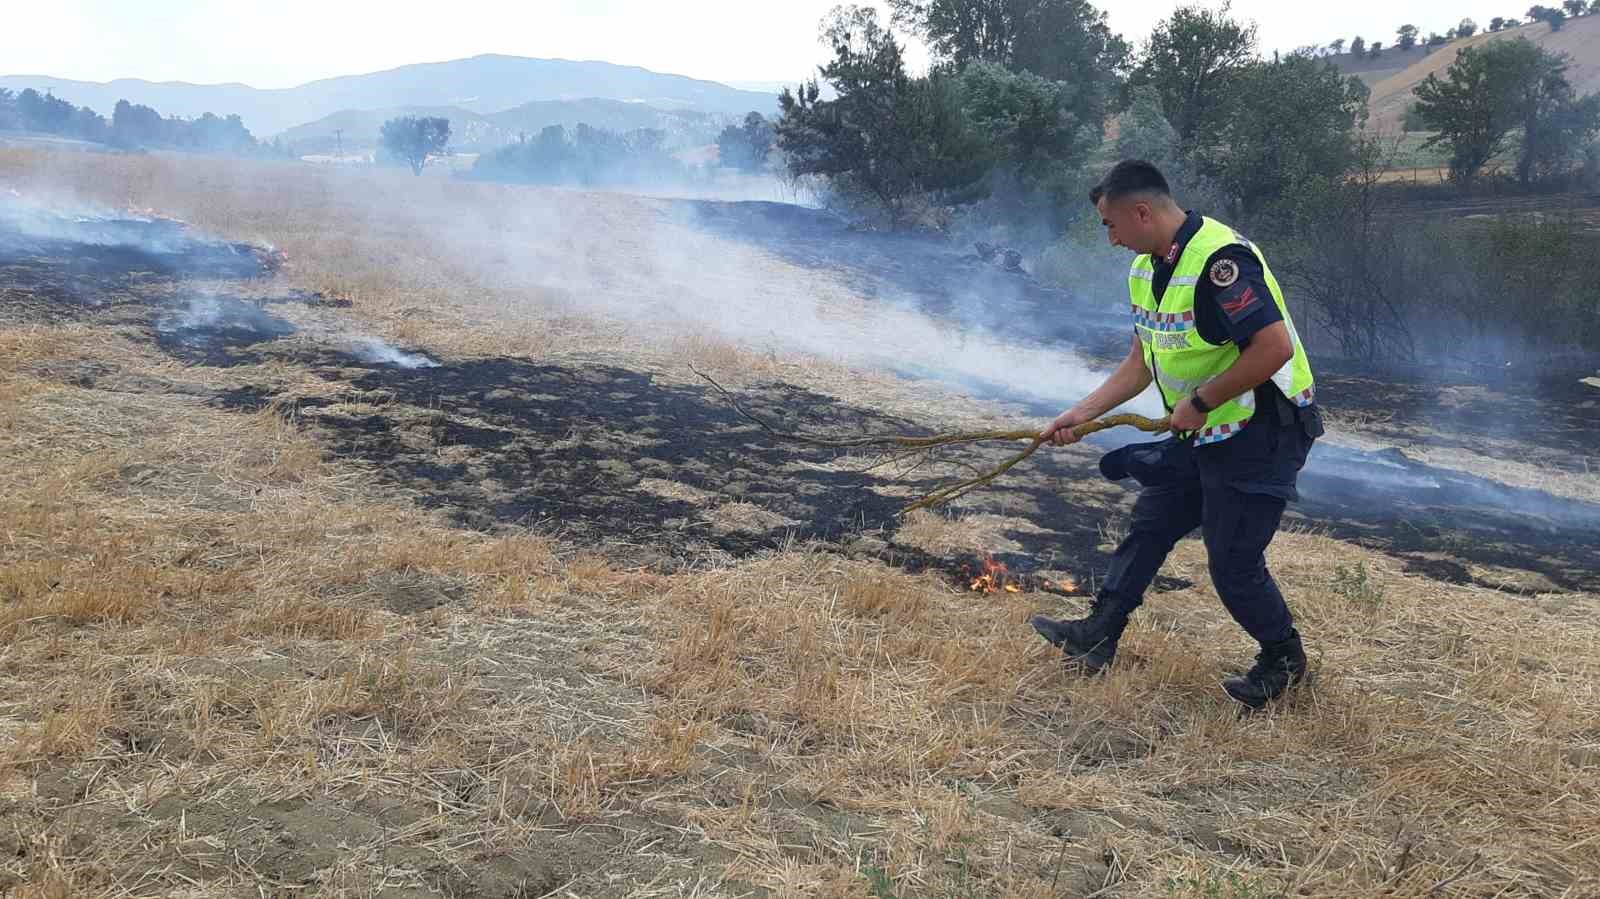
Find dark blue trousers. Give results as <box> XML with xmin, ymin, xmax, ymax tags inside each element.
<box><xmin>1099</xmin><ymin>411</ymin><xmax>1318</xmax><ymax>644</ymax></box>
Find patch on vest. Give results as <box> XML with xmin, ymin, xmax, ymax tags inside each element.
<box><xmin>1209</xmin><ymin>258</ymin><xmax>1239</xmax><ymax>288</ymax></box>
<box><xmin>1154</xmin><ymin>332</ymin><xmax>1190</xmax><ymax>350</ymax></box>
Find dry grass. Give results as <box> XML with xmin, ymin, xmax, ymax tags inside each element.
<box><xmin>1</xmin><ymin>147</ymin><xmax>1597</xmax><ymax>896</ymax></box>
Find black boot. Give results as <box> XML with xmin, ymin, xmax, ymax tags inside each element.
<box><xmin>1029</xmin><ymin>594</ymin><xmax>1131</xmax><ymax>674</ymax></box>
<box><xmin>1222</xmin><ymin>629</ymin><xmax>1308</xmax><ymax>709</ymax></box>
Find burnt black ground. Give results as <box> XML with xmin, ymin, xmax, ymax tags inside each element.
<box><xmin>4</xmin><ymin>200</ymin><xmax>1598</xmax><ymax>593</ymax></box>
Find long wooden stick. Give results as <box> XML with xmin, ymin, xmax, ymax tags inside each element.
<box><xmin>692</xmin><ymin>367</ymin><xmax>1170</xmax><ymax>513</ymax></box>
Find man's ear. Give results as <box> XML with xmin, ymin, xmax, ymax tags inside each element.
<box><xmin>1133</xmin><ymin>200</ymin><xmax>1153</xmax><ymax>223</ymax></box>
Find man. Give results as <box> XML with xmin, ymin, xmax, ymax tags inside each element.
<box><xmin>1031</xmin><ymin>160</ymin><xmax>1323</xmax><ymax>709</ymax></box>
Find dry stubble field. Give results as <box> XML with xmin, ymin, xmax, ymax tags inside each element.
<box><xmin>1</xmin><ymin>148</ymin><xmax>1598</xmax><ymax>898</ymax></box>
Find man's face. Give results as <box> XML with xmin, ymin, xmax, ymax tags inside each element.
<box><xmin>1095</xmin><ymin>195</ymin><xmax>1155</xmax><ymax>255</ymax></box>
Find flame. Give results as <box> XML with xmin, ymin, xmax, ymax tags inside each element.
<box><xmin>968</xmin><ymin>554</ymin><xmax>1009</xmax><ymax>593</ymax></box>
<box><xmin>958</xmin><ymin>556</ymin><xmax>1082</xmax><ymax>596</ymax></box>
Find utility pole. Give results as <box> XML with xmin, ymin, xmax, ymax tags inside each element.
<box><xmin>334</xmin><ymin>129</ymin><xmax>344</xmax><ymax>159</ymax></box>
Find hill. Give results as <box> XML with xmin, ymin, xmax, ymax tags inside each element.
<box><xmin>1324</xmin><ymin>43</ymin><xmax>1437</xmax><ymax>88</ymax></box>
<box><xmin>1316</xmin><ymin>17</ymin><xmax>1600</xmax><ymax>131</ymax></box>
<box><xmin>0</xmin><ymin>55</ymin><xmax>777</xmax><ymax>137</ymax></box>
<box><xmin>280</xmin><ymin>99</ymin><xmax>723</xmax><ymax>154</ymax></box>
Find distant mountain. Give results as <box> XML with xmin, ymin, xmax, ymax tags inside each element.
<box><xmin>280</xmin><ymin>98</ymin><xmax>723</xmax><ymax>154</ymax></box>
<box><xmin>0</xmin><ymin>54</ymin><xmax>778</xmax><ymax>137</ymax></box>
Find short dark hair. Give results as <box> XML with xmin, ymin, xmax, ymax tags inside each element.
<box><xmin>1091</xmin><ymin>160</ymin><xmax>1171</xmax><ymax>205</ymax></box>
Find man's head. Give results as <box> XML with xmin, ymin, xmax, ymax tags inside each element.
<box><xmin>1091</xmin><ymin>160</ymin><xmax>1184</xmax><ymax>256</ymax></box>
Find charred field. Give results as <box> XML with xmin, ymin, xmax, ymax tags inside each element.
<box><xmin>1</xmin><ymin>149</ymin><xmax>1598</xmax><ymax>898</ymax></box>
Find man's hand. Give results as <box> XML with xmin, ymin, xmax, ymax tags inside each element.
<box><xmin>1169</xmin><ymin>397</ymin><xmax>1207</xmax><ymax>433</ymax></box>
<box><xmin>1042</xmin><ymin>409</ymin><xmax>1092</xmax><ymax>446</ymax></box>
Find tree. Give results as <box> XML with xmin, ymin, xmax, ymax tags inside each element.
<box><xmin>1513</xmin><ymin>56</ymin><xmax>1600</xmax><ymax>185</ymax></box>
<box><xmin>886</xmin><ymin>0</ymin><xmax>1129</xmax><ymax>81</ymax></box>
<box><xmin>1458</xmin><ymin>18</ymin><xmax>1479</xmax><ymax>36</ymax></box>
<box><xmin>955</xmin><ymin>59</ymin><xmax>1102</xmax><ymax>202</ymax></box>
<box><xmin>1330</xmin><ymin>38</ymin><xmax>1346</xmax><ymax>54</ymax></box>
<box><xmin>1413</xmin><ymin>37</ymin><xmax>1576</xmax><ymax>184</ymax></box>
<box><xmin>716</xmin><ymin>112</ymin><xmax>775</xmax><ymax>171</ymax></box>
<box><xmin>886</xmin><ymin>0</ymin><xmax>1127</xmax><ymax>135</ymax></box>
<box><xmin>777</xmin><ymin>6</ymin><xmax>986</xmax><ymax>220</ymax></box>
<box><xmin>1350</xmin><ymin>35</ymin><xmax>1366</xmax><ymax>55</ymax></box>
<box><xmin>379</xmin><ymin>116</ymin><xmax>450</xmax><ymax>175</ymax></box>
<box><xmin>1131</xmin><ymin>3</ymin><xmax>1258</xmax><ymax>146</ymax></box>
<box><xmin>1210</xmin><ymin>56</ymin><xmax>1369</xmax><ymax>215</ymax></box>
<box><xmin>16</xmin><ymin>89</ymin><xmax>74</xmax><ymax>134</ymax></box>
<box><xmin>1397</xmin><ymin>24</ymin><xmax>1419</xmax><ymax>49</ymax></box>
<box><xmin>1527</xmin><ymin>5</ymin><xmax>1567</xmax><ymax>27</ymax></box>
<box><xmin>112</xmin><ymin>99</ymin><xmax>163</xmax><ymax>147</ymax></box>
<box><xmin>1563</xmin><ymin>0</ymin><xmax>1585</xmax><ymax>15</ymax></box>
<box><xmin>1426</xmin><ymin>32</ymin><xmax>1448</xmax><ymax>47</ymax></box>
<box><xmin>1491</xmin><ymin>15</ymin><xmax>1507</xmax><ymax>30</ymax></box>
<box><xmin>1370</xmin><ymin>40</ymin><xmax>1384</xmax><ymax>57</ymax></box>
<box><xmin>1115</xmin><ymin>85</ymin><xmax>1179</xmax><ymax>164</ymax></box>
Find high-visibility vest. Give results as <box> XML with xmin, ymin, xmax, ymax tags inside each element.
<box><xmin>1129</xmin><ymin>216</ymin><xmax>1315</xmax><ymax>445</ymax></box>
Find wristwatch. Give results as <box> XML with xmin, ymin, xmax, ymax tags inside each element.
<box><xmin>1189</xmin><ymin>391</ymin><xmax>1214</xmax><ymax>414</ymax></box>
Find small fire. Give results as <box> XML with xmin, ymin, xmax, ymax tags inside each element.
<box><xmin>966</xmin><ymin>554</ymin><xmax>1010</xmax><ymax>594</ymax></box>
<box><xmin>955</xmin><ymin>556</ymin><xmax>1083</xmax><ymax>596</ymax></box>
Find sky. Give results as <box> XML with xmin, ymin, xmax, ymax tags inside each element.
<box><xmin>5</xmin><ymin>1</ymin><xmax>1538</xmax><ymax>89</ymax></box>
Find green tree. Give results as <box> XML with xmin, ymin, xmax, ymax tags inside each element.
<box><xmin>1211</xmin><ymin>56</ymin><xmax>1369</xmax><ymax>215</ymax></box>
<box><xmin>379</xmin><ymin>115</ymin><xmax>450</xmax><ymax>175</ymax></box>
<box><xmin>1114</xmin><ymin>85</ymin><xmax>1178</xmax><ymax>163</ymax></box>
<box><xmin>1514</xmin><ymin>61</ymin><xmax>1600</xmax><ymax>185</ymax></box>
<box><xmin>1413</xmin><ymin>37</ymin><xmax>1577</xmax><ymax>184</ymax></box>
<box><xmin>886</xmin><ymin>0</ymin><xmax>1129</xmax><ymax>82</ymax></box>
<box><xmin>1458</xmin><ymin>18</ymin><xmax>1479</xmax><ymax>36</ymax></box>
<box><xmin>886</xmin><ymin>0</ymin><xmax>1127</xmax><ymax>140</ymax></box>
<box><xmin>1131</xmin><ymin>3</ymin><xmax>1257</xmax><ymax>147</ymax></box>
<box><xmin>956</xmin><ymin>60</ymin><xmax>1099</xmax><ymax>188</ymax></box>
<box><xmin>1397</xmin><ymin>24</ymin><xmax>1419</xmax><ymax>49</ymax></box>
<box><xmin>777</xmin><ymin>6</ymin><xmax>985</xmax><ymax>220</ymax></box>
<box><xmin>1563</xmin><ymin>0</ymin><xmax>1585</xmax><ymax>15</ymax></box>
<box><xmin>1490</xmin><ymin>16</ymin><xmax>1507</xmax><ymax>30</ymax></box>
<box><xmin>111</xmin><ymin>99</ymin><xmax>163</xmax><ymax>147</ymax></box>
<box><xmin>1350</xmin><ymin>35</ymin><xmax>1366</xmax><ymax>55</ymax></box>
<box><xmin>1370</xmin><ymin>40</ymin><xmax>1384</xmax><ymax>57</ymax></box>
<box><xmin>1330</xmin><ymin>38</ymin><xmax>1346</xmax><ymax>54</ymax></box>
<box><xmin>1426</xmin><ymin>31</ymin><xmax>1448</xmax><ymax>47</ymax></box>
<box><xmin>1527</xmin><ymin>5</ymin><xmax>1568</xmax><ymax>27</ymax></box>
<box><xmin>716</xmin><ymin>112</ymin><xmax>775</xmax><ymax>171</ymax></box>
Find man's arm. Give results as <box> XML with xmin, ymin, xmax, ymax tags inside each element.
<box><xmin>1169</xmin><ymin>322</ymin><xmax>1293</xmax><ymax>431</ymax></box>
<box><xmin>1043</xmin><ymin>333</ymin><xmax>1153</xmax><ymax>446</ymax></box>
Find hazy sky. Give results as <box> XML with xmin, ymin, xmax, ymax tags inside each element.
<box><xmin>10</xmin><ymin>1</ymin><xmax>1532</xmax><ymax>88</ymax></box>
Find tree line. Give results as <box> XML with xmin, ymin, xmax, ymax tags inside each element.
<box><xmin>0</xmin><ymin>88</ymin><xmax>284</xmax><ymax>156</ymax></box>
<box><xmin>770</xmin><ymin>0</ymin><xmax>1600</xmax><ymax>362</ymax></box>
<box><xmin>1322</xmin><ymin>3</ymin><xmax>1600</xmax><ymax>59</ymax></box>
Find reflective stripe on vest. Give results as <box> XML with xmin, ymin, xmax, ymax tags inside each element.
<box><xmin>1129</xmin><ymin>217</ymin><xmax>1316</xmax><ymax>444</ymax></box>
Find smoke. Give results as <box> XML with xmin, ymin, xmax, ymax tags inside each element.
<box><xmin>9</xmin><ymin>165</ymin><xmax>1595</xmax><ymax>538</ymax></box>
<box><xmin>157</xmin><ymin>295</ymin><xmax>297</xmax><ymax>341</ymax></box>
<box><xmin>427</xmin><ymin>190</ymin><xmax>1151</xmax><ymax>418</ymax></box>
<box><xmin>347</xmin><ymin>336</ymin><xmax>439</xmax><ymax>369</ymax></box>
